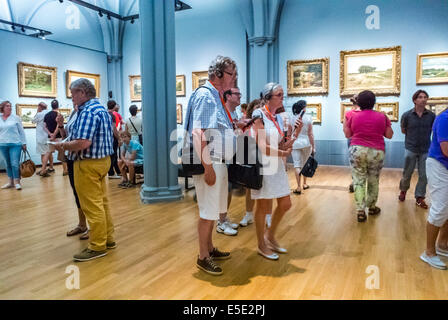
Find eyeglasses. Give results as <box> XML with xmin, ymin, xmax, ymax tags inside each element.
<box><xmin>272</xmin><ymin>93</ymin><xmax>283</xmax><ymax>98</ymax></box>
<box><xmin>231</xmin><ymin>92</ymin><xmax>241</xmax><ymax>97</ymax></box>
<box><xmin>223</xmin><ymin>70</ymin><xmax>237</xmax><ymax>77</ymax></box>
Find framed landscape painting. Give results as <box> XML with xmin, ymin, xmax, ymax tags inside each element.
<box><xmin>340</xmin><ymin>102</ymin><xmax>355</xmax><ymax>123</ymax></box>
<box><xmin>59</xmin><ymin>108</ymin><xmax>72</xmax><ymax>123</ymax></box>
<box><xmin>375</xmin><ymin>102</ymin><xmax>399</xmax><ymax>122</ymax></box>
<box><xmin>66</xmin><ymin>70</ymin><xmax>100</xmax><ymax>98</ymax></box>
<box><xmin>18</xmin><ymin>62</ymin><xmax>57</xmax><ymax>98</ymax></box>
<box><xmin>340</xmin><ymin>46</ymin><xmax>401</xmax><ymax>96</ymax></box>
<box><xmin>192</xmin><ymin>71</ymin><xmax>208</xmax><ymax>90</ymax></box>
<box><xmin>16</xmin><ymin>104</ymin><xmax>38</xmax><ymax>128</ymax></box>
<box><xmin>287</xmin><ymin>58</ymin><xmax>329</xmax><ymax>95</ymax></box>
<box><xmin>129</xmin><ymin>75</ymin><xmax>142</xmax><ymax>101</ymax></box>
<box><xmin>426</xmin><ymin>97</ymin><xmax>448</xmax><ymax>115</ymax></box>
<box><xmin>176</xmin><ymin>75</ymin><xmax>186</xmax><ymax>96</ymax></box>
<box><xmin>417</xmin><ymin>52</ymin><xmax>448</xmax><ymax>84</ymax></box>
<box><xmin>176</xmin><ymin>103</ymin><xmax>183</xmax><ymax>124</ymax></box>
<box><xmin>305</xmin><ymin>103</ymin><xmax>322</xmax><ymax>124</ymax></box>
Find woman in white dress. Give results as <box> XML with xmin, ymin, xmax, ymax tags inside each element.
<box><xmin>291</xmin><ymin>100</ymin><xmax>315</xmax><ymax>194</ymax></box>
<box><xmin>251</xmin><ymin>83</ymin><xmax>303</xmax><ymax>260</ymax></box>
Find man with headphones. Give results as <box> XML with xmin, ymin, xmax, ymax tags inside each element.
<box><xmin>186</xmin><ymin>56</ymin><xmax>238</xmax><ymax>275</ymax></box>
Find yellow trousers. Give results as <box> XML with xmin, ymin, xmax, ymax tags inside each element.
<box><xmin>74</xmin><ymin>157</ymin><xmax>115</xmax><ymax>251</ymax></box>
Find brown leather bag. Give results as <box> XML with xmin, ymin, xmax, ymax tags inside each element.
<box><xmin>20</xmin><ymin>150</ymin><xmax>36</xmax><ymax>178</ymax></box>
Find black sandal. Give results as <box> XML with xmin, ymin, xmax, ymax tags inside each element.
<box><xmin>368</xmin><ymin>207</ymin><xmax>381</xmax><ymax>215</ymax></box>
<box><xmin>293</xmin><ymin>188</ymin><xmax>301</xmax><ymax>194</ymax></box>
<box><xmin>357</xmin><ymin>211</ymin><xmax>367</xmax><ymax>222</ymax></box>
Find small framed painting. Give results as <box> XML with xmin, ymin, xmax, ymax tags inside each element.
<box><xmin>129</xmin><ymin>75</ymin><xmax>142</xmax><ymax>102</ymax></box>
<box><xmin>176</xmin><ymin>75</ymin><xmax>186</xmax><ymax>96</ymax></box>
<box><xmin>18</xmin><ymin>62</ymin><xmax>57</xmax><ymax>98</ymax></box>
<box><xmin>59</xmin><ymin>108</ymin><xmax>72</xmax><ymax>123</ymax></box>
<box><xmin>375</xmin><ymin>102</ymin><xmax>399</xmax><ymax>122</ymax></box>
<box><xmin>192</xmin><ymin>71</ymin><xmax>208</xmax><ymax>90</ymax></box>
<box><xmin>287</xmin><ymin>58</ymin><xmax>329</xmax><ymax>95</ymax></box>
<box><xmin>176</xmin><ymin>103</ymin><xmax>183</xmax><ymax>124</ymax></box>
<box><xmin>417</xmin><ymin>52</ymin><xmax>448</xmax><ymax>84</ymax></box>
<box><xmin>15</xmin><ymin>104</ymin><xmax>38</xmax><ymax>128</ymax></box>
<box><xmin>426</xmin><ymin>97</ymin><xmax>448</xmax><ymax>115</ymax></box>
<box><xmin>305</xmin><ymin>103</ymin><xmax>322</xmax><ymax>124</ymax></box>
<box><xmin>66</xmin><ymin>70</ymin><xmax>100</xmax><ymax>98</ymax></box>
<box><xmin>340</xmin><ymin>102</ymin><xmax>355</xmax><ymax>123</ymax></box>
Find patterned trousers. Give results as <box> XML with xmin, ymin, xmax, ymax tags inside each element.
<box><xmin>349</xmin><ymin>145</ymin><xmax>385</xmax><ymax>211</ymax></box>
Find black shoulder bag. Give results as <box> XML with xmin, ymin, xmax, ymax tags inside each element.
<box><xmin>300</xmin><ymin>152</ymin><xmax>318</xmax><ymax>178</ymax></box>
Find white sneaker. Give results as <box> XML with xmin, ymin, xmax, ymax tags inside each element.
<box><xmin>15</xmin><ymin>184</ymin><xmax>22</xmax><ymax>190</ymax></box>
<box><xmin>108</xmin><ymin>175</ymin><xmax>121</xmax><ymax>179</ymax></box>
<box><xmin>216</xmin><ymin>221</ymin><xmax>238</xmax><ymax>236</ymax></box>
<box><xmin>265</xmin><ymin>214</ymin><xmax>272</xmax><ymax>228</ymax></box>
<box><xmin>224</xmin><ymin>218</ymin><xmax>238</xmax><ymax>229</ymax></box>
<box><xmin>1</xmin><ymin>183</ymin><xmax>13</xmax><ymax>189</ymax></box>
<box><xmin>240</xmin><ymin>213</ymin><xmax>254</xmax><ymax>227</ymax></box>
<box><xmin>420</xmin><ymin>252</ymin><xmax>447</xmax><ymax>270</ymax></box>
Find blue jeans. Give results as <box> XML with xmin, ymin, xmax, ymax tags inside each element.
<box><xmin>399</xmin><ymin>149</ymin><xmax>428</xmax><ymax>198</ymax></box>
<box><xmin>0</xmin><ymin>143</ymin><xmax>22</xmax><ymax>180</ymax></box>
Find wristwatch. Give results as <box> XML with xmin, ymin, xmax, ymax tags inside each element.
<box><xmin>58</xmin><ymin>126</ymin><xmax>64</xmax><ymax>128</ymax></box>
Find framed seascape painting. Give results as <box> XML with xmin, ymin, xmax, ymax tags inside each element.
<box><xmin>66</xmin><ymin>70</ymin><xmax>100</xmax><ymax>98</ymax></box>
<box><xmin>18</xmin><ymin>62</ymin><xmax>57</xmax><ymax>98</ymax></box>
<box><xmin>287</xmin><ymin>58</ymin><xmax>329</xmax><ymax>95</ymax></box>
<box><xmin>417</xmin><ymin>52</ymin><xmax>448</xmax><ymax>84</ymax></box>
<box><xmin>176</xmin><ymin>75</ymin><xmax>186</xmax><ymax>96</ymax></box>
<box><xmin>192</xmin><ymin>71</ymin><xmax>208</xmax><ymax>90</ymax></box>
<box><xmin>15</xmin><ymin>104</ymin><xmax>38</xmax><ymax>128</ymax></box>
<box><xmin>176</xmin><ymin>103</ymin><xmax>183</xmax><ymax>124</ymax></box>
<box><xmin>426</xmin><ymin>97</ymin><xmax>448</xmax><ymax>115</ymax></box>
<box><xmin>340</xmin><ymin>46</ymin><xmax>401</xmax><ymax>96</ymax></box>
<box><xmin>340</xmin><ymin>102</ymin><xmax>355</xmax><ymax>123</ymax></box>
<box><xmin>375</xmin><ymin>102</ymin><xmax>399</xmax><ymax>122</ymax></box>
<box><xmin>305</xmin><ymin>103</ymin><xmax>322</xmax><ymax>124</ymax></box>
<box><xmin>59</xmin><ymin>108</ymin><xmax>72</xmax><ymax>123</ymax></box>
<box><xmin>129</xmin><ymin>75</ymin><xmax>142</xmax><ymax>102</ymax></box>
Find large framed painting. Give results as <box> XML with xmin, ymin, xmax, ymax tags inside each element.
<box><xmin>129</xmin><ymin>75</ymin><xmax>142</xmax><ymax>102</ymax></box>
<box><xmin>287</xmin><ymin>58</ymin><xmax>329</xmax><ymax>95</ymax></box>
<box><xmin>417</xmin><ymin>52</ymin><xmax>448</xmax><ymax>84</ymax></box>
<box><xmin>176</xmin><ymin>103</ymin><xmax>183</xmax><ymax>124</ymax></box>
<box><xmin>176</xmin><ymin>75</ymin><xmax>186</xmax><ymax>96</ymax></box>
<box><xmin>15</xmin><ymin>104</ymin><xmax>38</xmax><ymax>128</ymax></box>
<box><xmin>426</xmin><ymin>97</ymin><xmax>448</xmax><ymax>115</ymax></box>
<box><xmin>192</xmin><ymin>71</ymin><xmax>208</xmax><ymax>90</ymax></box>
<box><xmin>305</xmin><ymin>103</ymin><xmax>322</xmax><ymax>124</ymax></box>
<box><xmin>340</xmin><ymin>46</ymin><xmax>401</xmax><ymax>96</ymax></box>
<box><xmin>340</xmin><ymin>102</ymin><xmax>355</xmax><ymax>123</ymax></box>
<box><xmin>18</xmin><ymin>62</ymin><xmax>57</xmax><ymax>98</ymax></box>
<box><xmin>375</xmin><ymin>102</ymin><xmax>399</xmax><ymax>122</ymax></box>
<box><xmin>59</xmin><ymin>108</ymin><xmax>72</xmax><ymax>123</ymax></box>
<box><xmin>66</xmin><ymin>70</ymin><xmax>100</xmax><ymax>98</ymax></box>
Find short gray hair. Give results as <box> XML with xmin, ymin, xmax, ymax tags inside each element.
<box><xmin>70</xmin><ymin>78</ymin><xmax>96</xmax><ymax>98</ymax></box>
<box><xmin>262</xmin><ymin>82</ymin><xmax>282</xmax><ymax>100</ymax></box>
<box><xmin>208</xmin><ymin>55</ymin><xmax>237</xmax><ymax>80</ymax></box>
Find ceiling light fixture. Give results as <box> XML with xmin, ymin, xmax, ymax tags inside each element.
<box><xmin>98</xmin><ymin>10</ymin><xmax>103</xmax><ymax>17</ymax></box>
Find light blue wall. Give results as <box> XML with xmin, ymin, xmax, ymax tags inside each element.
<box><xmin>278</xmin><ymin>0</ymin><xmax>448</xmax><ymax>167</ymax></box>
<box><xmin>0</xmin><ymin>29</ymin><xmax>108</xmax><ymax>166</ymax></box>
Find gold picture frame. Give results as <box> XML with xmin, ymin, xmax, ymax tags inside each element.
<box><xmin>340</xmin><ymin>46</ymin><xmax>401</xmax><ymax>96</ymax></box>
<box><xmin>66</xmin><ymin>70</ymin><xmax>100</xmax><ymax>98</ymax></box>
<box><xmin>287</xmin><ymin>58</ymin><xmax>329</xmax><ymax>95</ymax></box>
<box><xmin>59</xmin><ymin>108</ymin><xmax>72</xmax><ymax>124</ymax></box>
<box><xmin>18</xmin><ymin>62</ymin><xmax>57</xmax><ymax>98</ymax></box>
<box><xmin>176</xmin><ymin>103</ymin><xmax>183</xmax><ymax>124</ymax></box>
<box><xmin>192</xmin><ymin>71</ymin><xmax>208</xmax><ymax>90</ymax></box>
<box><xmin>375</xmin><ymin>102</ymin><xmax>399</xmax><ymax>122</ymax></box>
<box><xmin>129</xmin><ymin>75</ymin><xmax>142</xmax><ymax>102</ymax></box>
<box><xmin>340</xmin><ymin>102</ymin><xmax>356</xmax><ymax>123</ymax></box>
<box><xmin>15</xmin><ymin>104</ymin><xmax>38</xmax><ymax>128</ymax></box>
<box><xmin>417</xmin><ymin>52</ymin><xmax>448</xmax><ymax>84</ymax></box>
<box><xmin>305</xmin><ymin>103</ymin><xmax>322</xmax><ymax>124</ymax></box>
<box><xmin>426</xmin><ymin>97</ymin><xmax>448</xmax><ymax>115</ymax></box>
<box><xmin>176</xmin><ymin>75</ymin><xmax>186</xmax><ymax>96</ymax></box>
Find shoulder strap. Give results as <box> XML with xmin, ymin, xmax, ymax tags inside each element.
<box><xmin>185</xmin><ymin>85</ymin><xmax>213</xmax><ymax>132</ymax></box>
<box><xmin>129</xmin><ymin>118</ymin><xmax>140</xmax><ymax>134</ymax></box>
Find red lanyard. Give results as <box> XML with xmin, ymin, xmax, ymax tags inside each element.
<box><xmin>210</xmin><ymin>81</ymin><xmax>233</xmax><ymax>125</ymax></box>
<box><xmin>264</xmin><ymin>105</ymin><xmax>284</xmax><ymax>138</ymax></box>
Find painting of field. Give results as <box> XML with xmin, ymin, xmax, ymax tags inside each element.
<box><xmin>417</xmin><ymin>53</ymin><xmax>448</xmax><ymax>84</ymax></box>
<box><xmin>287</xmin><ymin>58</ymin><xmax>329</xmax><ymax>95</ymax></box>
<box><xmin>66</xmin><ymin>70</ymin><xmax>100</xmax><ymax>98</ymax></box>
<box><xmin>18</xmin><ymin>63</ymin><xmax>57</xmax><ymax>98</ymax></box>
<box><xmin>16</xmin><ymin>104</ymin><xmax>38</xmax><ymax>128</ymax></box>
<box><xmin>24</xmin><ymin>67</ymin><xmax>52</xmax><ymax>93</ymax></box>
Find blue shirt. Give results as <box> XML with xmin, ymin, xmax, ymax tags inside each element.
<box><xmin>68</xmin><ymin>99</ymin><xmax>114</xmax><ymax>160</ymax></box>
<box><xmin>123</xmin><ymin>140</ymin><xmax>144</xmax><ymax>163</ymax></box>
<box><xmin>429</xmin><ymin>110</ymin><xmax>448</xmax><ymax>170</ymax></box>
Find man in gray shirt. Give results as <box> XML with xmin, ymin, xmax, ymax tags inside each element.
<box><xmin>399</xmin><ymin>90</ymin><xmax>435</xmax><ymax>209</ymax></box>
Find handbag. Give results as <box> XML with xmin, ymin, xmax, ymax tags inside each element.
<box><xmin>129</xmin><ymin>118</ymin><xmax>143</xmax><ymax>145</ymax></box>
<box><xmin>20</xmin><ymin>149</ymin><xmax>36</xmax><ymax>178</ymax></box>
<box><xmin>228</xmin><ymin>135</ymin><xmax>263</xmax><ymax>190</ymax></box>
<box><xmin>300</xmin><ymin>153</ymin><xmax>318</xmax><ymax>178</ymax></box>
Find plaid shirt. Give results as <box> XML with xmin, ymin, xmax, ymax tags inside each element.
<box><xmin>67</xmin><ymin>98</ymin><xmax>114</xmax><ymax>160</ymax></box>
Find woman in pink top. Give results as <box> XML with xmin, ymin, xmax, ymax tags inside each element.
<box><xmin>344</xmin><ymin>90</ymin><xmax>394</xmax><ymax>222</ymax></box>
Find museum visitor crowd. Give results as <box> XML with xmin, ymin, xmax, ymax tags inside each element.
<box><xmin>0</xmin><ymin>55</ymin><xmax>447</xmax><ymax>271</ymax></box>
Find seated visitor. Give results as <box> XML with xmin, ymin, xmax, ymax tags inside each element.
<box><xmin>118</xmin><ymin>131</ymin><xmax>143</xmax><ymax>188</ymax></box>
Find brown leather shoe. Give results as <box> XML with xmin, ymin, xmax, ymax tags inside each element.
<box><xmin>416</xmin><ymin>197</ymin><xmax>428</xmax><ymax>209</ymax></box>
<box><xmin>398</xmin><ymin>191</ymin><xmax>406</xmax><ymax>202</ymax></box>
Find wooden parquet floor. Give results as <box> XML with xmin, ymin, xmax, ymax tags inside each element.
<box><xmin>0</xmin><ymin>165</ymin><xmax>447</xmax><ymax>299</ymax></box>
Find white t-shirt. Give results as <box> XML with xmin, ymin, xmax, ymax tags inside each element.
<box><xmin>33</xmin><ymin>111</ymin><xmax>48</xmax><ymax>144</ymax></box>
<box><xmin>292</xmin><ymin>114</ymin><xmax>312</xmax><ymax>149</ymax></box>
